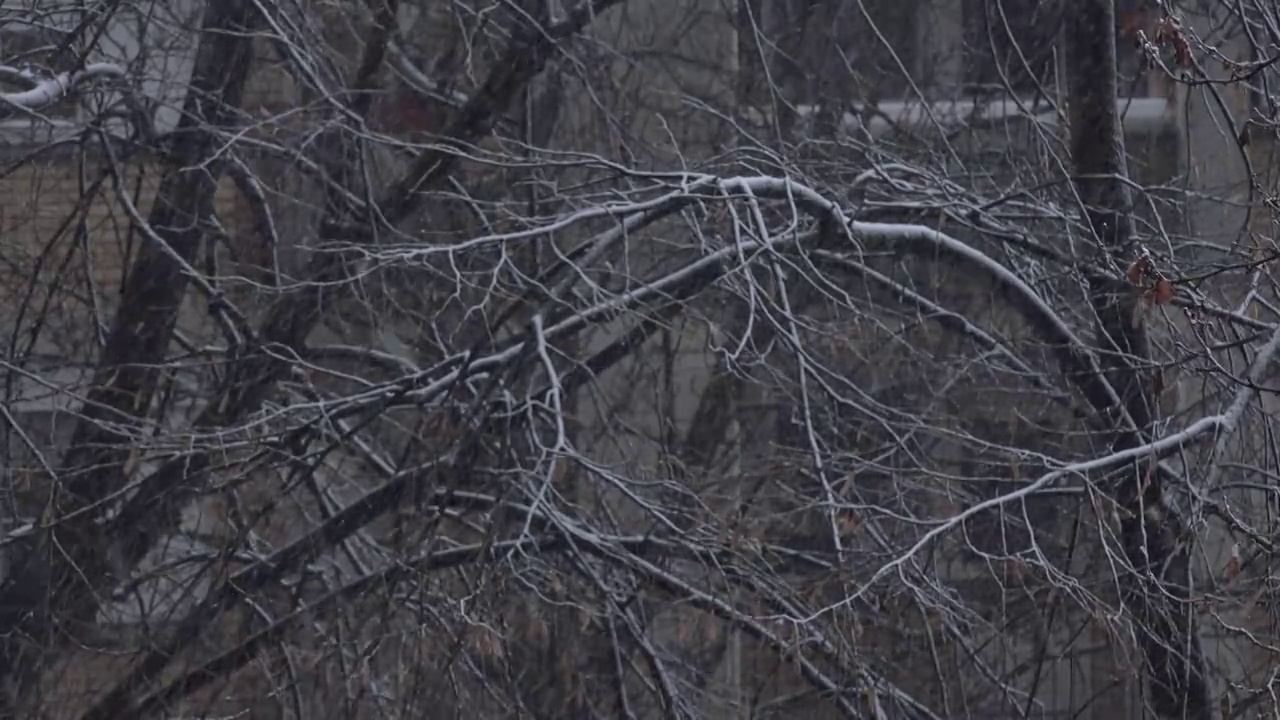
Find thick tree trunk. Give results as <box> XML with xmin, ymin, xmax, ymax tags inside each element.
<box><xmin>1064</xmin><ymin>2</ymin><xmax>1210</xmax><ymax>718</ymax></box>
<box><xmin>30</xmin><ymin>5</ymin><xmax>626</xmax><ymax>711</ymax></box>
<box><xmin>0</xmin><ymin>2</ymin><xmax>261</xmax><ymax>714</ymax></box>
<box><xmin>106</xmin><ymin>0</ymin><xmax>623</xmax><ymax>574</ymax></box>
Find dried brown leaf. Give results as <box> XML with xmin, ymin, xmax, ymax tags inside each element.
<box><xmin>1223</xmin><ymin>543</ymin><xmax>1242</xmax><ymax>586</ymax></box>
<box><xmin>1156</xmin><ymin>16</ymin><xmax>1194</xmax><ymax>69</ymax></box>
<box><xmin>837</xmin><ymin>511</ymin><xmax>859</xmax><ymax>538</ymax></box>
<box><xmin>1125</xmin><ymin>257</ymin><xmax>1148</xmax><ymax>285</ymax></box>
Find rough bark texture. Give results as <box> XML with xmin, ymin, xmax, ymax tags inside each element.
<box><xmin>0</xmin><ymin>2</ymin><xmax>261</xmax><ymax>715</ymax></box>
<box><xmin>1064</xmin><ymin>2</ymin><xmax>1210</xmax><ymax>717</ymax></box>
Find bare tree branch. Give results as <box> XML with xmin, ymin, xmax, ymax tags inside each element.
<box><xmin>0</xmin><ymin>0</ymin><xmax>263</xmax><ymax>710</ymax></box>
<box><xmin>1066</xmin><ymin>1</ymin><xmax>1210</xmax><ymax>717</ymax></box>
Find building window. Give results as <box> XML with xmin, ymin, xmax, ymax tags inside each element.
<box><xmin>960</xmin><ymin>0</ymin><xmax>1162</xmax><ymax>99</ymax></box>
<box><xmin>1127</xmin><ymin>121</ymin><xmax>1181</xmax><ymax>232</ymax></box>
<box><xmin>963</xmin><ymin>0</ymin><xmax>1059</xmax><ymax>96</ymax></box>
<box><xmin>0</xmin><ymin>0</ymin><xmax>201</xmax><ymax>145</ymax></box>
<box><xmin>849</xmin><ymin>0</ymin><xmax>921</xmax><ymax>100</ymax></box>
<box><xmin>1128</xmin><ymin>123</ymin><xmax>1179</xmax><ymax>187</ymax></box>
<box><xmin>0</xmin><ymin>2</ymin><xmax>83</xmax><ymax>125</ymax></box>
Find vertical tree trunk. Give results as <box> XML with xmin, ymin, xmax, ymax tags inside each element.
<box><xmin>1064</xmin><ymin>2</ymin><xmax>1210</xmax><ymax>718</ymax></box>
<box><xmin>104</xmin><ymin>0</ymin><xmax>602</xmax><ymax>573</ymax></box>
<box><xmin>0</xmin><ymin>2</ymin><xmax>261</xmax><ymax>714</ymax></box>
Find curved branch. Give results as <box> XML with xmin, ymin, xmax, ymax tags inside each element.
<box><xmin>88</xmin><ymin>172</ymin><xmax>1212</xmax><ymax>717</ymax></box>
<box><xmin>0</xmin><ymin>62</ymin><xmax>123</xmax><ymax>117</ymax></box>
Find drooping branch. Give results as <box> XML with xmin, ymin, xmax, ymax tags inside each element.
<box><xmin>26</xmin><ymin>147</ymin><xmax>1229</xmax><ymax>715</ymax></box>
<box><xmin>0</xmin><ymin>0</ymin><xmax>1273</xmax><ymax>716</ymax></box>
<box><xmin>77</xmin><ymin>173</ymin><xmax>1206</xmax><ymax>716</ymax></box>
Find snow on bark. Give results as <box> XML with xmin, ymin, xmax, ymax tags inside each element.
<box><xmin>0</xmin><ymin>62</ymin><xmax>123</xmax><ymax>117</ymax></box>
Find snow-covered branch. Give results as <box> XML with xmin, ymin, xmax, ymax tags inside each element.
<box><xmin>0</xmin><ymin>62</ymin><xmax>123</xmax><ymax>118</ymax></box>
<box><xmin>0</xmin><ymin>0</ymin><xmax>1273</xmax><ymax>716</ymax></box>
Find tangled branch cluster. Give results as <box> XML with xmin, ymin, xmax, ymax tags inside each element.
<box><xmin>0</xmin><ymin>0</ymin><xmax>1274</xmax><ymax>718</ymax></box>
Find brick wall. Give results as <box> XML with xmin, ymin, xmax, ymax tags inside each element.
<box><xmin>0</xmin><ymin>41</ymin><xmax>298</xmax><ymax>356</ymax></box>
<box><xmin>0</xmin><ymin>155</ymin><xmax>252</xmax><ymax>355</ymax></box>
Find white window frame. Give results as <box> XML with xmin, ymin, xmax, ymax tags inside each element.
<box><xmin>960</xmin><ymin>0</ymin><xmax>1061</xmax><ymax>97</ymax></box>
<box><xmin>906</xmin><ymin>1</ymin><xmax>1170</xmax><ymax>101</ymax></box>
<box><xmin>0</xmin><ymin>0</ymin><xmax>199</xmax><ymax>147</ymax></box>
<box><xmin>0</xmin><ymin>1</ymin><xmax>84</xmax><ymax>140</ymax></box>
<box><xmin>785</xmin><ymin>96</ymin><xmax>1174</xmax><ymax>139</ymax></box>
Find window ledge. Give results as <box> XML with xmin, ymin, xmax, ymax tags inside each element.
<box><xmin>750</xmin><ymin>97</ymin><xmax>1175</xmax><ymax>138</ymax></box>
<box><xmin>0</xmin><ymin>118</ymin><xmax>84</xmax><ymax>146</ymax></box>
<box><xmin>0</xmin><ymin>116</ymin><xmax>166</xmax><ymax>152</ymax></box>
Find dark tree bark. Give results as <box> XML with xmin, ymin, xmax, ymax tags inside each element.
<box><xmin>0</xmin><ymin>2</ymin><xmax>262</xmax><ymax>714</ymax></box>
<box><xmin>1064</xmin><ymin>2</ymin><xmax>1210</xmax><ymax>718</ymax></box>
<box><xmin>7</xmin><ymin>3</ymin><xmax>631</xmax><ymax>714</ymax></box>
<box><xmin>105</xmin><ymin>0</ymin><xmax>628</xmax><ymax>575</ymax></box>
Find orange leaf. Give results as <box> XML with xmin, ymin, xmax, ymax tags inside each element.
<box><xmin>837</xmin><ymin>511</ymin><xmax>860</xmax><ymax>538</ymax></box>
<box><xmin>1153</xmin><ymin>277</ymin><xmax>1175</xmax><ymax>305</ymax></box>
<box><xmin>1156</xmin><ymin>16</ymin><xmax>1194</xmax><ymax>69</ymax></box>
<box><xmin>1174</xmin><ymin>40</ymin><xmax>1193</xmax><ymax>69</ymax></box>
<box><xmin>1125</xmin><ymin>258</ymin><xmax>1147</xmax><ymax>285</ymax></box>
